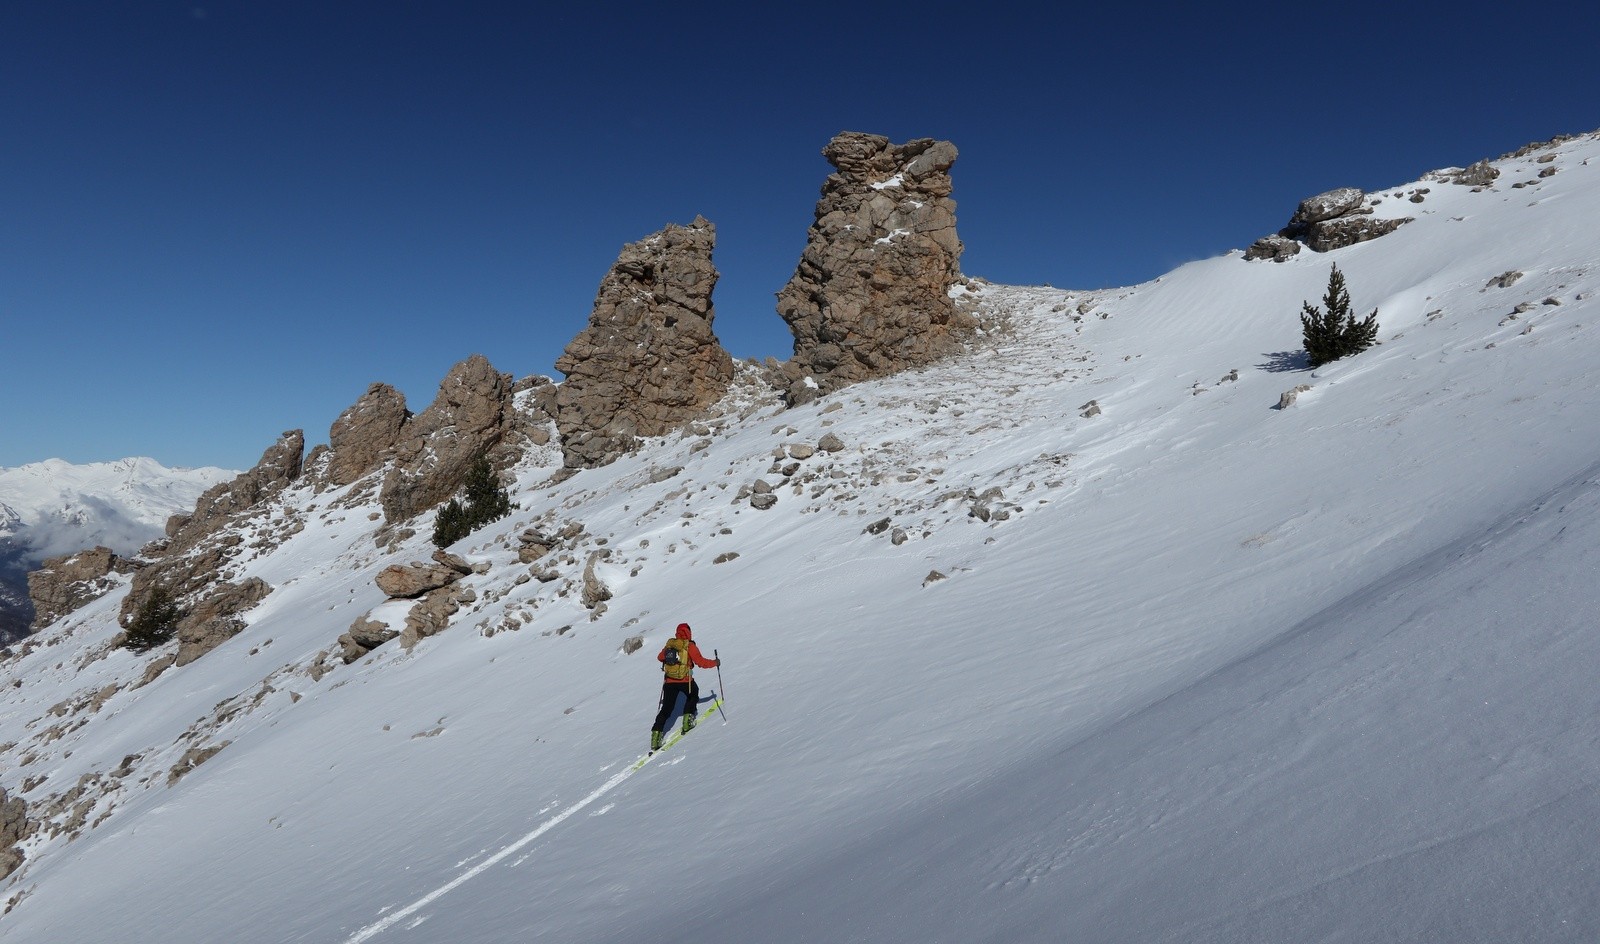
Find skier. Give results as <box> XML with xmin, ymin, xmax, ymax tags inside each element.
<box><xmin>650</xmin><ymin>622</ymin><xmax>720</xmax><ymax>751</ymax></box>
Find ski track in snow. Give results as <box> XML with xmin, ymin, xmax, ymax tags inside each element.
<box><xmin>344</xmin><ymin>755</ymin><xmax>650</xmax><ymax>943</ymax></box>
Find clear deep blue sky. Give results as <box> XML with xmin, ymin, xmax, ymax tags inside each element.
<box><xmin>4</xmin><ymin>1</ymin><xmax>1596</xmax><ymax>470</ymax></box>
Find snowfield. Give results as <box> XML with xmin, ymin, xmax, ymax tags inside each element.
<box><xmin>3</xmin><ymin>132</ymin><xmax>1600</xmax><ymax>943</ymax></box>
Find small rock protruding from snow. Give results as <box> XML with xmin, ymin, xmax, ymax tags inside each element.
<box><xmin>1278</xmin><ymin>385</ymin><xmax>1313</xmax><ymax>410</ymax></box>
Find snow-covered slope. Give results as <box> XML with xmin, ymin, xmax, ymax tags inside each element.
<box><xmin>0</xmin><ymin>458</ymin><xmax>234</xmax><ymax>641</ymax></box>
<box><xmin>3</xmin><ymin>132</ymin><xmax>1599</xmax><ymax>942</ymax></box>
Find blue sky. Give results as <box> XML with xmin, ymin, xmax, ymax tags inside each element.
<box><xmin>4</xmin><ymin>1</ymin><xmax>1597</xmax><ymax>471</ymax></box>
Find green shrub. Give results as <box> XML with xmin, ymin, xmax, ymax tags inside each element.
<box><xmin>432</xmin><ymin>454</ymin><xmax>515</xmax><ymax>548</ymax></box>
<box><xmin>1300</xmin><ymin>264</ymin><xmax>1379</xmax><ymax>368</ymax></box>
<box><xmin>432</xmin><ymin>499</ymin><xmax>470</xmax><ymax>548</ymax></box>
<box><xmin>124</xmin><ymin>586</ymin><xmax>184</xmax><ymax>653</ymax></box>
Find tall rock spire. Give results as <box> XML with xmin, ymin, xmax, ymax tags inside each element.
<box><xmin>776</xmin><ymin>132</ymin><xmax>973</xmax><ymax>403</ymax></box>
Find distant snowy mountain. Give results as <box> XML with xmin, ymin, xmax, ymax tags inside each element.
<box><xmin>0</xmin><ymin>458</ymin><xmax>234</xmax><ymax>641</ymax></box>
<box><xmin>3</xmin><ymin>131</ymin><xmax>1600</xmax><ymax>943</ymax></box>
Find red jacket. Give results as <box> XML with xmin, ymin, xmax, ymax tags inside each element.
<box><xmin>659</xmin><ymin>623</ymin><xmax>718</xmax><ymax>682</ymax></box>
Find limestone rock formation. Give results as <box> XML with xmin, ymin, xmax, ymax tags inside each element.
<box><xmin>375</xmin><ymin>562</ymin><xmax>461</xmax><ymax>599</ymax></box>
<box><xmin>116</xmin><ymin>430</ymin><xmax>304</xmax><ymax>644</ymax></box>
<box><xmin>1289</xmin><ymin>188</ymin><xmax>1365</xmax><ymax>227</ymax></box>
<box><xmin>26</xmin><ymin>546</ymin><xmax>126</xmax><ymax>629</ymax></box>
<box><xmin>1247</xmin><ymin>186</ymin><xmax>1413</xmax><ymax>262</ymax></box>
<box><xmin>338</xmin><ymin>615</ymin><xmax>398</xmax><ymax>664</ymax></box>
<box><xmin>1301</xmin><ymin>214</ymin><xmax>1410</xmax><ymax>253</ymax></box>
<box><xmin>775</xmin><ymin>131</ymin><xmax>973</xmax><ymax>403</ymax></box>
<box><xmin>1432</xmin><ymin>159</ymin><xmax>1500</xmax><ymax>188</ymax></box>
<box><xmin>174</xmin><ymin>577</ymin><xmax>272</xmax><ymax>667</ymax></box>
<box><xmin>1243</xmin><ymin>235</ymin><xmax>1303</xmax><ymax>262</ymax></box>
<box><xmin>554</xmin><ymin>217</ymin><xmax>733</xmax><ymax>469</ymax></box>
<box><xmin>380</xmin><ymin>355</ymin><xmax>513</xmax><ymax>523</ymax></box>
<box><xmin>400</xmin><ymin>585</ymin><xmax>472</xmax><ymax>650</ymax></box>
<box><xmin>162</xmin><ymin>430</ymin><xmax>305</xmax><ymax>553</ymax></box>
<box><xmin>0</xmin><ymin>786</ymin><xmax>28</xmax><ymax>880</ymax></box>
<box><xmin>326</xmin><ymin>383</ymin><xmax>411</xmax><ymax>486</ymax></box>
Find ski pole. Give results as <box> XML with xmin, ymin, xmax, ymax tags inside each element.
<box><xmin>714</xmin><ymin>648</ymin><xmax>729</xmax><ymax>722</ymax></box>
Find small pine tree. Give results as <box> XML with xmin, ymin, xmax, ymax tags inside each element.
<box><xmin>123</xmin><ymin>586</ymin><xmax>184</xmax><ymax>653</ymax></box>
<box><xmin>461</xmin><ymin>454</ymin><xmax>513</xmax><ymax>525</ymax></box>
<box><xmin>1300</xmin><ymin>264</ymin><xmax>1379</xmax><ymax>368</ymax></box>
<box><xmin>431</xmin><ymin>498</ymin><xmax>470</xmax><ymax>548</ymax></box>
<box><xmin>431</xmin><ymin>453</ymin><xmax>514</xmax><ymax>548</ymax></box>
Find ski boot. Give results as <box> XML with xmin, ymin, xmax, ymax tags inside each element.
<box><xmin>650</xmin><ymin>729</ymin><xmax>664</xmax><ymax>752</ymax></box>
<box><xmin>681</xmin><ymin>713</ymin><xmax>697</xmax><ymax>735</ymax></box>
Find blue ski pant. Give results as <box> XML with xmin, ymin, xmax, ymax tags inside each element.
<box><xmin>652</xmin><ymin>679</ymin><xmax>699</xmax><ymax>732</ymax></box>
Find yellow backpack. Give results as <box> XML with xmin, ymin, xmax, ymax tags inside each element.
<box><xmin>662</xmin><ymin>638</ymin><xmax>692</xmax><ymax>680</ymax></box>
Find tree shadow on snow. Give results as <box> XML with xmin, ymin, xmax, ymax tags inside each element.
<box><xmin>1257</xmin><ymin>350</ymin><xmax>1310</xmax><ymax>373</ymax></box>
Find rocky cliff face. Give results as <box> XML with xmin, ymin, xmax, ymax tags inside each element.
<box><xmin>553</xmin><ymin>217</ymin><xmax>734</xmax><ymax>469</ymax></box>
<box><xmin>775</xmin><ymin>132</ymin><xmax>973</xmax><ymax>403</ymax></box>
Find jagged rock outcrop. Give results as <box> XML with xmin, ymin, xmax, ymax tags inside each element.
<box><xmin>554</xmin><ymin>217</ymin><xmax>733</xmax><ymax>469</ymax></box>
<box><xmin>26</xmin><ymin>546</ymin><xmax>126</xmax><ymax>629</ymax></box>
<box><xmin>174</xmin><ymin>577</ymin><xmax>272</xmax><ymax>667</ymax></box>
<box><xmin>1301</xmin><ymin>214</ymin><xmax>1411</xmax><ymax>253</ymax></box>
<box><xmin>1243</xmin><ymin>235</ymin><xmax>1303</xmax><ymax>262</ymax></box>
<box><xmin>162</xmin><ymin>430</ymin><xmax>305</xmax><ymax>554</ymax></box>
<box><xmin>1290</xmin><ymin>187</ymin><xmax>1366</xmax><ymax>227</ymax></box>
<box><xmin>326</xmin><ymin>383</ymin><xmax>412</xmax><ymax>486</ymax></box>
<box><xmin>1431</xmin><ymin>159</ymin><xmax>1500</xmax><ymax>188</ymax></box>
<box><xmin>775</xmin><ymin>131</ymin><xmax>973</xmax><ymax>403</ymax></box>
<box><xmin>0</xmin><ymin>786</ymin><xmax>28</xmax><ymax>880</ymax></box>
<box><xmin>379</xmin><ymin>355</ymin><xmax>514</xmax><ymax>524</ymax></box>
<box><xmin>113</xmin><ymin>431</ymin><xmax>303</xmax><ymax>651</ymax></box>
<box><xmin>1247</xmin><ymin>186</ymin><xmax>1413</xmax><ymax>261</ymax></box>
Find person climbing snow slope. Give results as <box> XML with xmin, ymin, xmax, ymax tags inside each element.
<box><xmin>650</xmin><ymin>622</ymin><xmax>720</xmax><ymax>751</ymax></box>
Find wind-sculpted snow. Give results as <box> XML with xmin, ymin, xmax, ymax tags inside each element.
<box><xmin>2</xmin><ymin>131</ymin><xmax>1600</xmax><ymax>942</ymax></box>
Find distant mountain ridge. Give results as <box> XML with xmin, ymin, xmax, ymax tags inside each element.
<box><xmin>0</xmin><ymin>457</ymin><xmax>234</xmax><ymax>641</ymax></box>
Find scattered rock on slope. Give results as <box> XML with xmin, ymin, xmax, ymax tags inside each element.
<box><xmin>554</xmin><ymin>217</ymin><xmax>734</xmax><ymax>469</ymax></box>
<box><xmin>776</xmin><ymin>131</ymin><xmax>974</xmax><ymax>403</ymax></box>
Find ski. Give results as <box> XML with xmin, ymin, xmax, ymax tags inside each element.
<box><xmin>631</xmin><ymin>697</ymin><xmax>722</xmax><ymax>771</ymax></box>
